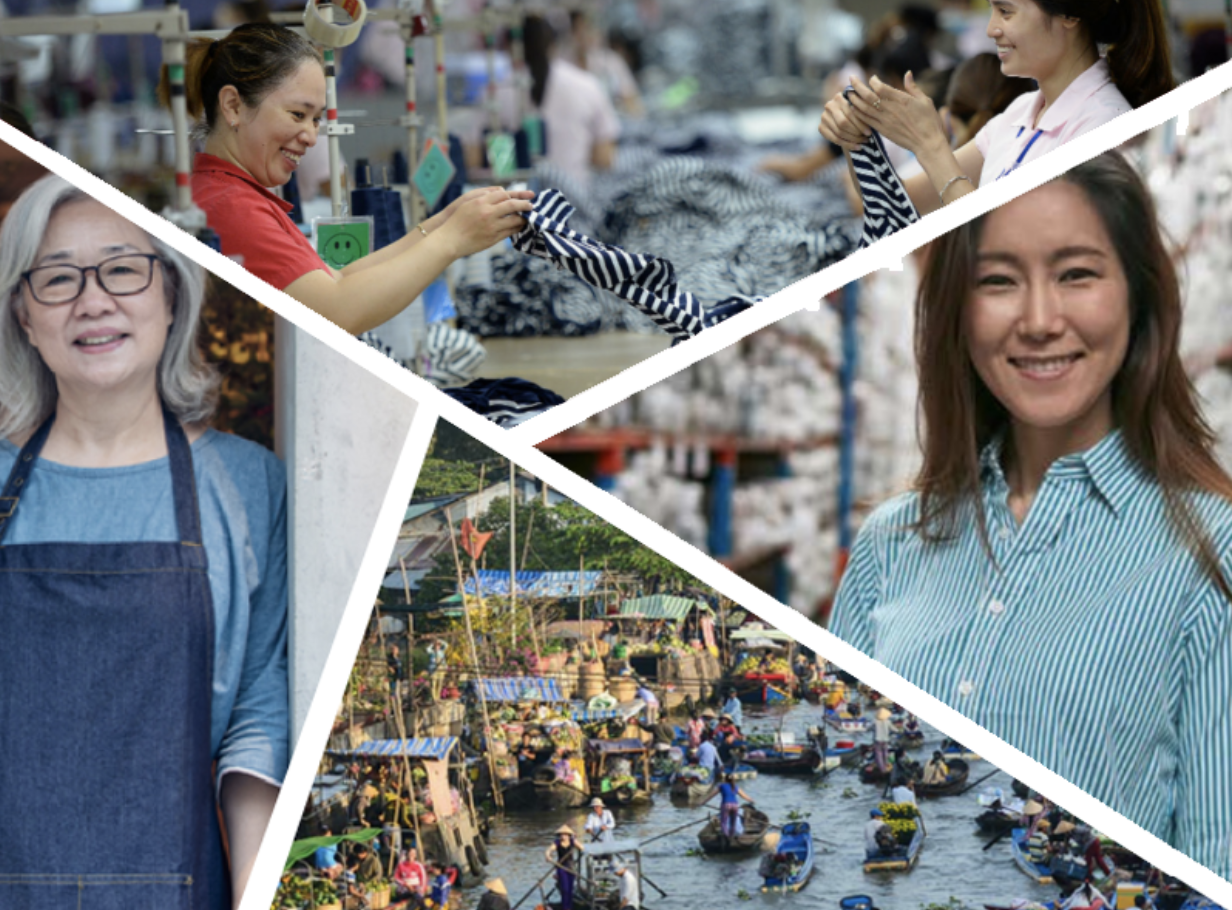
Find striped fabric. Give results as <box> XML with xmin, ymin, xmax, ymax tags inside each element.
<box><xmin>475</xmin><ymin>677</ymin><xmax>567</xmax><ymax>703</ymax></box>
<box><xmin>442</xmin><ymin>377</ymin><xmax>565</xmax><ymax>427</ymax></box>
<box><xmin>513</xmin><ymin>189</ymin><xmax>707</xmax><ymax>344</ymax></box>
<box><xmin>843</xmin><ymin>101</ymin><xmax>919</xmax><ymax>248</ymax></box>
<box><xmin>829</xmin><ymin>430</ymin><xmax>1232</xmax><ymax>877</ymax></box>
<box><xmin>334</xmin><ymin>737</ymin><xmax>457</xmax><ymax>760</ymax></box>
<box><xmin>358</xmin><ymin>324</ymin><xmax>486</xmax><ymax>388</ymax></box>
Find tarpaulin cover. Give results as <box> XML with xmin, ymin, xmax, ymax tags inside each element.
<box><xmin>330</xmin><ymin>737</ymin><xmax>457</xmax><ymax>761</ymax></box>
<box><xmin>476</xmin><ymin>677</ymin><xmax>567</xmax><ymax>703</ymax></box>
<box><xmin>463</xmin><ymin>570</ymin><xmax>603</xmax><ymax>597</ymax></box>
<box><xmin>588</xmin><ymin>738</ymin><xmax>648</xmax><ymax>754</ymax></box>
<box><xmin>285</xmin><ymin>828</ymin><xmax>382</xmax><ymax>870</ymax></box>
<box><xmin>619</xmin><ymin>594</ymin><xmax>712</xmax><ymax>621</ymax></box>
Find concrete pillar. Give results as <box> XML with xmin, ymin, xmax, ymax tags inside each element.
<box><xmin>276</xmin><ymin>321</ymin><xmax>418</xmax><ymax>740</ymax></box>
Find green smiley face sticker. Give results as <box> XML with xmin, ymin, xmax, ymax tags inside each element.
<box><xmin>316</xmin><ymin>221</ymin><xmax>371</xmax><ymax>270</ymax></box>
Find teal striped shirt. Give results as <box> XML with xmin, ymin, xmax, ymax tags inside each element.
<box><xmin>830</xmin><ymin>430</ymin><xmax>1232</xmax><ymax>877</ymax></box>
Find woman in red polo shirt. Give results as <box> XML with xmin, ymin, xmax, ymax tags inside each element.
<box><xmin>161</xmin><ymin>23</ymin><xmax>531</xmax><ymax>335</ymax></box>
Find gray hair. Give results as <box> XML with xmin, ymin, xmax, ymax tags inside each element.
<box><xmin>0</xmin><ymin>175</ymin><xmax>219</xmax><ymax>439</ymax></box>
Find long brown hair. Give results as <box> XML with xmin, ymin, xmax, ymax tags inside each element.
<box><xmin>914</xmin><ymin>151</ymin><xmax>1232</xmax><ymax>595</ymax></box>
<box><xmin>157</xmin><ymin>22</ymin><xmax>322</xmax><ymax>132</ymax></box>
<box><xmin>1033</xmin><ymin>0</ymin><xmax>1175</xmax><ymax>108</ymax></box>
<box><xmin>946</xmin><ymin>53</ymin><xmax>1035</xmax><ymax>148</ymax></box>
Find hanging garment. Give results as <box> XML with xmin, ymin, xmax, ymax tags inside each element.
<box><xmin>443</xmin><ymin>377</ymin><xmax>566</xmax><ymax>427</ymax></box>
<box><xmin>359</xmin><ymin>323</ymin><xmax>487</xmax><ymax>388</ymax></box>
<box><xmin>843</xmin><ymin>88</ymin><xmax>921</xmax><ymax>248</ymax></box>
<box><xmin>511</xmin><ymin>188</ymin><xmax>708</xmax><ymax>344</ymax></box>
<box><xmin>0</xmin><ymin>409</ymin><xmax>227</xmax><ymax>910</ymax></box>
<box><xmin>849</xmin><ymin>146</ymin><xmax>919</xmax><ymax>245</ymax></box>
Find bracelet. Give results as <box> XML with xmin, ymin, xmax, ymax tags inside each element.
<box><xmin>416</xmin><ymin>222</ymin><xmax>429</xmax><ymax>237</ymax></box>
<box><xmin>939</xmin><ymin>175</ymin><xmax>973</xmax><ymax>201</ymax></box>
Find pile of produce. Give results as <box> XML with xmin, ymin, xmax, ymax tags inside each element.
<box><xmin>879</xmin><ymin>801</ymin><xmax>920</xmax><ymax>845</ymax></box>
<box><xmin>734</xmin><ymin>655</ymin><xmax>792</xmax><ymax>676</ymax></box>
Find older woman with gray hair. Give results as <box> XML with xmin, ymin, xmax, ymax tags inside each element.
<box><xmin>0</xmin><ymin>174</ymin><xmax>287</xmax><ymax>910</ymax></box>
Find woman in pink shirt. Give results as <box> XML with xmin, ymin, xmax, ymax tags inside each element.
<box><xmin>820</xmin><ymin>0</ymin><xmax>1173</xmax><ymax>217</ymax></box>
<box><xmin>393</xmin><ymin>847</ymin><xmax>427</xmax><ymax>901</ymax></box>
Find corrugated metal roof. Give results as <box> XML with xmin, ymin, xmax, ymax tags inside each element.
<box><xmin>405</xmin><ymin>494</ymin><xmax>465</xmax><ymax>522</ymax></box>
<box><xmin>618</xmin><ymin>594</ymin><xmax>712</xmax><ymax>621</ymax></box>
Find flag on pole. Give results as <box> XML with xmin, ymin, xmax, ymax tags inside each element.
<box><xmin>460</xmin><ymin>517</ymin><xmax>493</xmax><ymax>560</ymax></box>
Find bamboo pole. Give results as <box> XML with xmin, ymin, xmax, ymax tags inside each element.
<box><xmin>509</xmin><ymin>459</ymin><xmax>518</xmax><ymax>652</ymax></box>
<box><xmin>448</xmin><ymin>517</ymin><xmax>505</xmax><ymax>810</ymax></box>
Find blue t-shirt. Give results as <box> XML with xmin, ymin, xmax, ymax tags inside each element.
<box><xmin>0</xmin><ymin>428</ymin><xmax>289</xmax><ymax>790</ymax></box>
<box><xmin>718</xmin><ymin>782</ymin><xmax>739</xmax><ymax>806</ymax></box>
<box><xmin>431</xmin><ymin>874</ymin><xmax>451</xmax><ymax>906</ymax></box>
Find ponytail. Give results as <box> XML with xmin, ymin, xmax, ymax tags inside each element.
<box><xmin>156</xmin><ymin>22</ymin><xmax>322</xmax><ymax>133</ymax></box>
<box><xmin>1035</xmin><ymin>0</ymin><xmax>1175</xmax><ymax>108</ymax></box>
<box><xmin>522</xmin><ymin>15</ymin><xmax>554</xmax><ymax>109</ymax></box>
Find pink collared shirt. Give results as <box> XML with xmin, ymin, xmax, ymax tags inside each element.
<box><xmin>974</xmin><ymin>58</ymin><xmax>1131</xmax><ymax>188</ymax></box>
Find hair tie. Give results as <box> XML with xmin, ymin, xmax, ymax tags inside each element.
<box><xmin>201</xmin><ymin>38</ymin><xmax>221</xmax><ymax>74</ymax></box>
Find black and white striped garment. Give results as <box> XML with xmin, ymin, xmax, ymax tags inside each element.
<box><xmin>848</xmin><ymin>128</ymin><xmax>920</xmax><ymax>248</ymax></box>
<box><xmin>512</xmin><ymin>189</ymin><xmax>708</xmax><ymax>345</ymax></box>
<box><xmin>358</xmin><ymin>323</ymin><xmax>487</xmax><ymax>388</ymax></box>
<box><xmin>443</xmin><ymin>378</ymin><xmax>566</xmax><ymax>427</ymax></box>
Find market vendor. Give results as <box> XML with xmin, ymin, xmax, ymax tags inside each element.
<box><xmin>585</xmin><ymin>797</ymin><xmax>617</xmax><ymax>843</ymax></box>
<box><xmin>821</xmin><ymin>0</ymin><xmax>1173</xmax><ymax>216</ymax></box>
<box><xmin>161</xmin><ymin>23</ymin><xmax>533</xmax><ymax>336</ymax></box>
<box><xmin>545</xmin><ymin>825</ymin><xmax>582</xmax><ymax>910</ymax></box>
<box><xmin>0</xmin><ymin>175</ymin><xmax>287</xmax><ymax>909</ymax></box>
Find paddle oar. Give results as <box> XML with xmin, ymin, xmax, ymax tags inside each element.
<box><xmin>511</xmin><ymin>864</ymin><xmax>557</xmax><ymax>910</ymax></box>
<box><xmin>956</xmin><ymin>767</ymin><xmax>1001</xmax><ymax>797</ymax></box>
<box><xmin>638</xmin><ymin>815</ymin><xmax>712</xmax><ymax>847</ymax></box>
<box><xmin>640</xmin><ymin>870</ymin><xmax>669</xmax><ymax>898</ymax></box>
<box><xmin>982</xmin><ymin>827</ymin><xmax>1014</xmax><ymax>851</ymax></box>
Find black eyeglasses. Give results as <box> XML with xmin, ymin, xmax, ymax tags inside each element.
<box><xmin>21</xmin><ymin>253</ymin><xmax>163</xmax><ymax>306</ymax></box>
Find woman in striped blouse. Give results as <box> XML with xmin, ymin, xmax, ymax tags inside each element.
<box><xmin>829</xmin><ymin>151</ymin><xmax>1232</xmax><ymax>877</ymax></box>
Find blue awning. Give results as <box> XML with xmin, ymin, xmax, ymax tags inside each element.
<box><xmin>463</xmin><ymin>570</ymin><xmax>603</xmax><ymax>598</ymax></box>
<box><xmin>475</xmin><ymin>677</ymin><xmax>567</xmax><ymax>703</ymax></box>
<box><xmin>332</xmin><ymin>737</ymin><xmax>457</xmax><ymax>761</ymax></box>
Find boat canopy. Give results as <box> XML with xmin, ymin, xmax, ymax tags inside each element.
<box><xmin>329</xmin><ymin>737</ymin><xmax>457</xmax><ymax>761</ymax></box>
<box><xmin>587</xmin><ymin>738</ymin><xmax>649</xmax><ymax>754</ymax></box>
<box><xmin>583</xmin><ymin>838</ymin><xmax>642</xmax><ymax>858</ymax></box>
<box><xmin>475</xmin><ymin>676</ymin><xmax>568</xmax><ymax>703</ymax></box>
<box><xmin>619</xmin><ymin>594</ymin><xmax>712</xmax><ymax>621</ymax></box>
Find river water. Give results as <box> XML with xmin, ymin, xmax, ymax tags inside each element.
<box><xmin>470</xmin><ymin>702</ymin><xmax>1061</xmax><ymax>910</ymax></box>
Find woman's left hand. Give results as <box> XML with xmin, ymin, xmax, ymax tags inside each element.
<box><xmin>845</xmin><ymin>73</ymin><xmax>949</xmax><ymax>158</ymax></box>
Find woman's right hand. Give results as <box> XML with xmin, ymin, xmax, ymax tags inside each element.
<box><xmin>819</xmin><ymin>89</ymin><xmax>872</xmax><ymax>153</ymax></box>
<box><xmin>436</xmin><ymin>190</ymin><xmax>533</xmax><ymax>260</ymax></box>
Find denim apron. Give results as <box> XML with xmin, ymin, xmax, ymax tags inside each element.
<box><xmin>0</xmin><ymin>409</ymin><xmax>227</xmax><ymax>910</ymax></box>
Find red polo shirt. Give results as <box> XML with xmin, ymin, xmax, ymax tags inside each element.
<box><xmin>192</xmin><ymin>153</ymin><xmax>329</xmax><ymax>291</ymax></box>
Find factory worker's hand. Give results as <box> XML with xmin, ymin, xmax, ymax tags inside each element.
<box><xmin>437</xmin><ymin>190</ymin><xmax>532</xmax><ymax>259</ymax></box>
<box><xmin>425</xmin><ymin>186</ymin><xmax>536</xmax><ymax>234</ymax></box>
<box><xmin>820</xmin><ymin>88</ymin><xmax>874</xmax><ymax>153</ymax></box>
<box><xmin>844</xmin><ymin>73</ymin><xmax>948</xmax><ymax>159</ymax></box>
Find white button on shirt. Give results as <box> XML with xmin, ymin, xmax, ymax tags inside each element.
<box><xmin>974</xmin><ymin>58</ymin><xmax>1132</xmax><ymax>188</ymax></box>
<box><xmin>998</xmin><ymin>526</ymin><xmax>1012</xmax><ymax>541</ymax></box>
<box><xmin>989</xmin><ymin>599</ymin><xmax>1006</xmax><ymax>616</ymax></box>
<box><xmin>958</xmin><ymin>680</ymin><xmax>975</xmax><ymax>697</ymax></box>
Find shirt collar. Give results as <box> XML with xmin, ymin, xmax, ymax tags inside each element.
<box><xmin>193</xmin><ymin>152</ymin><xmax>294</xmax><ymax>214</ymax></box>
<box><xmin>1011</xmin><ymin>58</ymin><xmax>1115</xmax><ymax>135</ymax></box>
<box><xmin>980</xmin><ymin>428</ymin><xmax>1137</xmax><ymax>516</ymax></box>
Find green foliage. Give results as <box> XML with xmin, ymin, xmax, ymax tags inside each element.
<box><xmin>414</xmin><ymin>456</ymin><xmax>485</xmax><ymax>499</ymax></box>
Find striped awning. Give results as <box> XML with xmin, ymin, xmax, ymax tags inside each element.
<box><xmin>463</xmin><ymin>570</ymin><xmax>603</xmax><ymax>598</ymax></box>
<box><xmin>618</xmin><ymin>595</ymin><xmax>712</xmax><ymax>621</ymax></box>
<box><xmin>475</xmin><ymin>677</ymin><xmax>567</xmax><ymax>703</ymax></box>
<box><xmin>572</xmin><ymin>699</ymin><xmax>645</xmax><ymax>724</ymax></box>
<box><xmin>332</xmin><ymin>737</ymin><xmax>457</xmax><ymax>761</ymax></box>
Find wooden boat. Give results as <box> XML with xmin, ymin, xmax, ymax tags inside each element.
<box><xmin>1010</xmin><ymin>828</ymin><xmax>1054</xmax><ymax>885</ymax></box>
<box><xmin>586</xmin><ymin>738</ymin><xmax>653</xmax><ymax>807</ymax></box>
<box><xmin>859</xmin><ymin>760</ymin><xmax>891</xmax><ymax>785</ymax></box>
<box><xmin>728</xmin><ymin>762</ymin><xmax>758</xmax><ymax>781</ymax></box>
<box><xmin>531</xmin><ymin>763</ymin><xmax>592</xmax><ymax>810</ymax></box>
<box><xmin>975</xmin><ymin>808</ymin><xmax>1018</xmax><ymax>837</ymax></box>
<box><xmin>698</xmin><ymin>806</ymin><xmax>771</xmax><ymax>854</ymax></box>
<box><xmin>863</xmin><ymin>823</ymin><xmax>925</xmax><ymax>873</ymax></box>
<box><xmin>894</xmin><ymin>728</ymin><xmax>925</xmax><ymax>750</ymax></box>
<box><xmin>733</xmin><ymin>673</ymin><xmax>796</xmax><ymax>704</ymax></box>
<box><xmin>940</xmin><ymin>740</ymin><xmax>981</xmax><ymax>762</ymax></box>
<box><xmin>825</xmin><ymin>710</ymin><xmax>872</xmax><ymax>735</ymax></box>
<box><xmin>760</xmin><ymin>821</ymin><xmax>814</xmax><ymax>892</ymax></box>
<box><xmin>916</xmin><ymin>758</ymin><xmax>969</xmax><ymax>797</ymax></box>
<box><xmin>743</xmin><ymin>744</ymin><xmax>821</xmax><ymax>775</ymax></box>
<box><xmin>669</xmin><ymin>767</ymin><xmax>714</xmax><ymax>806</ymax></box>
